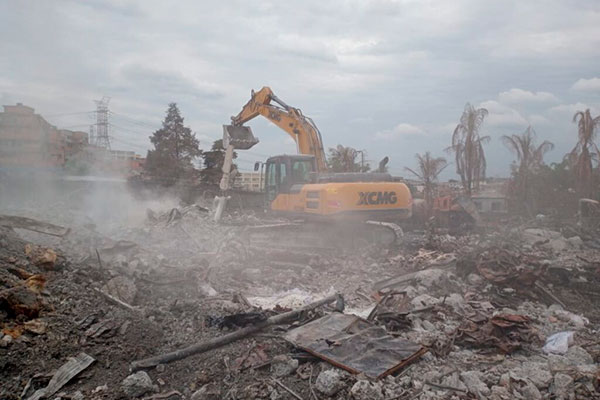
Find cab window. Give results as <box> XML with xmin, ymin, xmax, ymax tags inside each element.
<box><xmin>291</xmin><ymin>159</ymin><xmax>313</xmax><ymax>184</ymax></box>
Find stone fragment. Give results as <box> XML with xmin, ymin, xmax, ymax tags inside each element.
<box><xmin>553</xmin><ymin>373</ymin><xmax>573</xmax><ymax>399</ymax></box>
<box><xmin>102</xmin><ymin>276</ymin><xmax>137</xmax><ymax>304</ymax></box>
<box><xmin>566</xmin><ymin>345</ymin><xmax>594</xmax><ymax>365</ymax></box>
<box><xmin>460</xmin><ymin>370</ymin><xmax>490</xmax><ymax>398</ymax></box>
<box><xmin>71</xmin><ymin>391</ymin><xmax>84</xmax><ymax>400</ymax></box>
<box><xmin>121</xmin><ymin>371</ymin><xmax>155</xmax><ymax>398</ymax></box>
<box><xmin>350</xmin><ymin>380</ymin><xmax>383</xmax><ymax>400</ymax></box>
<box><xmin>444</xmin><ymin>293</ymin><xmax>466</xmax><ymax>313</ymax></box>
<box><xmin>547</xmin><ymin>238</ymin><xmax>568</xmax><ymax>253</ymax></box>
<box><xmin>510</xmin><ymin>362</ymin><xmax>552</xmax><ymax>389</ymax></box>
<box><xmin>567</xmin><ymin>236</ymin><xmax>583</xmax><ymax>248</ymax></box>
<box><xmin>315</xmin><ymin>369</ymin><xmax>345</xmax><ymax>396</ymax></box>
<box><xmin>441</xmin><ymin>372</ymin><xmax>467</xmax><ymax>392</ymax></box>
<box><xmin>515</xmin><ymin>380</ymin><xmax>541</xmax><ymax>400</ymax></box>
<box><xmin>467</xmin><ymin>273</ymin><xmax>484</xmax><ymax>285</ymax></box>
<box><xmin>489</xmin><ymin>385</ymin><xmax>511</xmax><ymax>400</ymax></box>
<box><xmin>270</xmin><ymin>355</ymin><xmax>298</xmax><ymax>377</ymax></box>
<box><xmin>414</xmin><ymin>268</ymin><xmax>446</xmax><ymax>287</ymax></box>
<box><xmin>410</xmin><ymin>294</ymin><xmax>439</xmax><ymax>308</ymax></box>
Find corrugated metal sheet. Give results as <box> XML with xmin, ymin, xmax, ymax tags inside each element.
<box><xmin>285</xmin><ymin>313</ymin><xmax>427</xmax><ymax>379</ymax></box>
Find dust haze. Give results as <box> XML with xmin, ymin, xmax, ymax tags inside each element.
<box><xmin>1</xmin><ymin>1</ymin><xmax>600</xmax><ymax>399</ymax></box>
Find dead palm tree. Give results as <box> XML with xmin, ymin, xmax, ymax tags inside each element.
<box><xmin>446</xmin><ymin>103</ymin><xmax>490</xmax><ymax>196</ymax></box>
<box><xmin>501</xmin><ymin>126</ymin><xmax>554</xmax><ymax>211</ymax></box>
<box><xmin>328</xmin><ymin>145</ymin><xmax>359</xmax><ymax>172</ymax></box>
<box><xmin>568</xmin><ymin>109</ymin><xmax>600</xmax><ymax>198</ymax></box>
<box><xmin>405</xmin><ymin>152</ymin><xmax>448</xmax><ymax>216</ymax></box>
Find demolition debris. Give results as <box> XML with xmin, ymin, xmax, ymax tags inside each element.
<box><xmin>1</xmin><ymin>200</ymin><xmax>600</xmax><ymax>399</ymax></box>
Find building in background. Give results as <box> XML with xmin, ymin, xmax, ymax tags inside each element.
<box><xmin>236</xmin><ymin>171</ymin><xmax>263</xmax><ymax>191</ymax></box>
<box><xmin>0</xmin><ymin>103</ymin><xmax>65</xmax><ymax>170</ymax></box>
<box><xmin>0</xmin><ymin>103</ymin><xmax>145</xmax><ymax>176</ymax></box>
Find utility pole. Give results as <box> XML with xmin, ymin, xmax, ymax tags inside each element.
<box><xmin>93</xmin><ymin>97</ymin><xmax>111</xmax><ymax>149</ymax></box>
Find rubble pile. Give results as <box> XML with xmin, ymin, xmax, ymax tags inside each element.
<box><xmin>1</xmin><ymin>203</ymin><xmax>600</xmax><ymax>399</ymax></box>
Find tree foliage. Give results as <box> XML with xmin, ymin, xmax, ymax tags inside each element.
<box><xmin>446</xmin><ymin>103</ymin><xmax>490</xmax><ymax>196</ymax></box>
<box><xmin>568</xmin><ymin>109</ymin><xmax>600</xmax><ymax>198</ymax></box>
<box><xmin>527</xmin><ymin>160</ymin><xmax>579</xmax><ymax>216</ymax></box>
<box><xmin>200</xmin><ymin>139</ymin><xmax>237</xmax><ymax>186</ymax></box>
<box><xmin>327</xmin><ymin>145</ymin><xmax>369</xmax><ymax>172</ymax></box>
<box><xmin>405</xmin><ymin>152</ymin><xmax>448</xmax><ymax>216</ymax></box>
<box><xmin>145</xmin><ymin>103</ymin><xmax>201</xmax><ymax>184</ymax></box>
<box><xmin>502</xmin><ymin>126</ymin><xmax>554</xmax><ymax>213</ymax></box>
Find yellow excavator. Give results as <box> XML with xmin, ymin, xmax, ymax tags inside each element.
<box><xmin>224</xmin><ymin>87</ymin><xmax>412</xmax><ymax>245</ymax></box>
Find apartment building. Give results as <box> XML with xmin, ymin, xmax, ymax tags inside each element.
<box><xmin>0</xmin><ymin>103</ymin><xmax>65</xmax><ymax>170</ymax></box>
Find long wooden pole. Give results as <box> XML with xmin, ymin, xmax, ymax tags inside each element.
<box><xmin>130</xmin><ymin>293</ymin><xmax>342</xmax><ymax>371</ymax></box>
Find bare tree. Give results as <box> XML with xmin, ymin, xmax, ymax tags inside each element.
<box><xmin>502</xmin><ymin>126</ymin><xmax>554</xmax><ymax>212</ymax></box>
<box><xmin>405</xmin><ymin>152</ymin><xmax>448</xmax><ymax>217</ymax></box>
<box><xmin>568</xmin><ymin>109</ymin><xmax>600</xmax><ymax>198</ymax></box>
<box><xmin>446</xmin><ymin>103</ymin><xmax>490</xmax><ymax>196</ymax></box>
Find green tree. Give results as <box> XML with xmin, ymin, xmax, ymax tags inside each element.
<box><xmin>446</xmin><ymin>103</ymin><xmax>490</xmax><ymax>196</ymax></box>
<box><xmin>529</xmin><ymin>160</ymin><xmax>579</xmax><ymax>216</ymax></box>
<box><xmin>327</xmin><ymin>145</ymin><xmax>369</xmax><ymax>172</ymax></box>
<box><xmin>502</xmin><ymin>126</ymin><xmax>554</xmax><ymax>213</ymax></box>
<box><xmin>200</xmin><ymin>139</ymin><xmax>237</xmax><ymax>186</ymax></box>
<box><xmin>405</xmin><ymin>152</ymin><xmax>448</xmax><ymax>217</ymax></box>
<box><xmin>145</xmin><ymin>103</ymin><xmax>201</xmax><ymax>184</ymax></box>
<box><xmin>568</xmin><ymin>109</ymin><xmax>600</xmax><ymax>198</ymax></box>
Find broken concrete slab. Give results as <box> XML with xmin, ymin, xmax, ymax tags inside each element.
<box><xmin>510</xmin><ymin>361</ymin><xmax>553</xmax><ymax>389</ymax></box>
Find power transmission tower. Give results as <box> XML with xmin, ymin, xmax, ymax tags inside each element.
<box><xmin>89</xmin><ymin>124</ymin><xmax>95</xmax><ymax>145</ymax></box>
<box><xmin>93</xmin><ymin>96</ymin><xmax>111</xmax><ymax>149</ymax></box>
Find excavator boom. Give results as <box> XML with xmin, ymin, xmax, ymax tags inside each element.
<box><xmin>230</xmin><ymin>87</ymin><xmax>328</xmax><ymax>172</ymax></box>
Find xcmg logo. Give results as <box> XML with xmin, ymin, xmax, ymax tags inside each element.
<box><xmin>357</xmin><ymin>191</ymin><xmax>397</xmax><ymax>205</ymax></box>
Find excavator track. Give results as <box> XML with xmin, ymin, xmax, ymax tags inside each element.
<box><xmin>239</xmin><ymin>219</ymin><xmax>403</xmax><ymax>250</ymax></box>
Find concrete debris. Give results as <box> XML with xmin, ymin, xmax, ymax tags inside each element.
<box><xmin>510</xmin><ymin>361</ymin><xmax>553</xmax><ymax>389</ymax></box>
<box><xmin>460</xmin><ymin>370</ymin><xmax>490</xmax><ymax>398</ymax></box>
<box><xmin>553</xmin><ymin>373</ymin><xmax>574</xmax><ymax>399</ymax></box>
<box><xmin>102</xmin><ymin>275</ymin><xmax>137</xmax><ymax>304</ymax></box>
<box><xmin>350</xmin><ymin>380</ymin><xmax>384</xmax><ymax>400</ymax></box>
<box><xmin>315</xmin><ymin>369</ymin><xmax>346</xmax><ymax>396</ymax></box>
<box><xmin>270</xmin><ymin>354</ymin><xmax>299</xmax><ymax>377</ymax></box>
<box><xmin>3</xmin><ymin>188</ymin><xmax>600</xmax><ymax>399</ymax></box>
<box><xmin>514</xmin><ymin>379</ymin><xmax>542</xmax><ymax>400</ymax></box>
<box><xmin>566</xmin><ymin>345</ymin><xmax>594</xmax><ymax>365</ymax></box>
<box><xmin>121</xmin><ymin>371</ymin><xmax>156</xmax><ymax>398</ymax></box>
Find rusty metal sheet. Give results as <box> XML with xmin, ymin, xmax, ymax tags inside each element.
<box><xmin>284</xmin><ymin>313</ymin><xmax>426</xmax><ymax>380</ymax></box>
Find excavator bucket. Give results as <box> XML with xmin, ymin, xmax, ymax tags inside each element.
<box><xmin>223</xmin><ymin>125</ymin><xmax>259</xmax><ymax>150</ymax></box>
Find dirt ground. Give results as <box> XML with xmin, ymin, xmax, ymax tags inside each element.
<box><xmin>2</xmin><ymin>183</ymin><xmax>600</xmax><ymax>399</ymax></box>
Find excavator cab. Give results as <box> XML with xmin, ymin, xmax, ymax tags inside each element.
<box><xmin>264</xmin><ymin>155</ymin><xmax>316</xmax><ymax>204</ymax></box>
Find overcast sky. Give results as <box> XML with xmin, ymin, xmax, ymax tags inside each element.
<box><xmin>1</xmin><ymin>0</ymin><xmax>599</xmax><ymax>178</ymax></box>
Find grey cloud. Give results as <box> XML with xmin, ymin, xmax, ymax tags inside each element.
<box><xmin>1</xmin><ymin>0</ymin><xmax>599</xmax><ymax>174</ymax></box>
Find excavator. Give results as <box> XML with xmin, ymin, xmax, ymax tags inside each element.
<box><xmin>223</xmin><ymin>87</ymin><xmax>412</xmax><ymax>246</ymax></box>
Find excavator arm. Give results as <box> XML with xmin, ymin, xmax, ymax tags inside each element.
<box><xmin>231</xmin><ymin>87</ymin><xmax>328</xmax><ymax>172</ymax></box>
